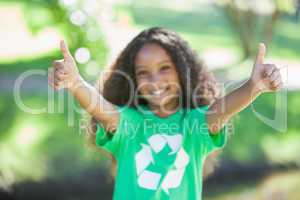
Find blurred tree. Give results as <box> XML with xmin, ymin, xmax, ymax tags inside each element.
<box><xmin>296</xmin><ymin>0</ymin><xmax>300</xmax><ymax>21</ymax></box>
<box><xmin>215</xmin><ymin>0</ymin><xmax>296</xmax><ymax>59</ymax></box>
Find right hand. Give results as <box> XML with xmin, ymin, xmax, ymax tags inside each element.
<box><xmin>48</xmin><ymin>40</ymin><xmax>82</xmax><ymax>91</ymax></box>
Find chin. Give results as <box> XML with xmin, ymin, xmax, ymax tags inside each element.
<box><xmin>149</xmin><ymin>97</ymin><xmax>176</xmax><ymax>108</ymax></box>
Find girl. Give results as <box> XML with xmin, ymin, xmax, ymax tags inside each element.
<box><xmin>48</xmin><ymin>27</ymin><xmax>283</xmax><ymax>200</ymax></box>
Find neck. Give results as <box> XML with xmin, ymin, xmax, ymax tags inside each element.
<box><xmin>148</xmin><ymin>98</ymin><xmax>180</xmax><ymax>118</ymax></box>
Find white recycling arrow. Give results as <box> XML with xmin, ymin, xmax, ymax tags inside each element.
<box><xmin>163</xmin><ymin>134</ymin><xmax>182</xmax><ymax>155</ymax></box>
<box><xmin>135</xmin><ymin>134</ymin><xmax>190</xmax><ymax>195</ymax></box>
<box><xmin>135</xmin><ymin>144</ymin><xmax>154</xmax><ymax>175</ymax></box>
<box><xmin>161</xmin><ymin>168</ymin><xmax>186</xmax><ymax>195</ymax></box>
<box><xmin>148</xmin><ymin>134</ymin><xmax>167</xmax><ymax>153</ymax></box>
<box><xmin>138</xmin><ymin>170</ymin><xmax>161</xmax><ymax>190</ymax></box>
<box><xmin>161</xmin><ymin>148</ymin><xmax>190</xmax><ymax>194</ymax></box>
<box><xmin>174</xmin><ymin>147</ymin><xmax>190</xmax><ymax>168</ymax></box>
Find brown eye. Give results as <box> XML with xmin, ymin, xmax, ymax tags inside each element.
<box><xmin>161</xmin><ymin>65</ymin><xmax>171</xmax><ymax>72</ymax></box>
<box><xmin>137</xmin><ymin>70</ymin><xmax>148</xmax><ymax>77</ymax></box>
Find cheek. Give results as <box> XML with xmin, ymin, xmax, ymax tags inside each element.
<box><xmin>136</xmin><ymin>79</ymin><xmax>150</xmax><ymax>94</ymax></box>
<box><xmin>169</xmin><ymin>84</ymin><xmax>181</xmax><ymax>95</ymax></box>
<box><xmin>166</xmin><ymin>74</ymin><xmax>181</xmax><ymax>92</ymax></box>
<box><xmin>164</xmin><ymin>69</ymin><xmax>179</xmax><ymax>81</ymax></box>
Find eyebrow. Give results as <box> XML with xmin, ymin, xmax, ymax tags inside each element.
<box><xmin>157</xmin><ymin>60</ymin><xmax>171</xmax><ymax>65</ymax></box>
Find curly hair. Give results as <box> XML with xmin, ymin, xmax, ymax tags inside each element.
<box><xmin>87</xmin><ymin>27</ymin><xmax>220</xmax><ymax>178</ymax></box>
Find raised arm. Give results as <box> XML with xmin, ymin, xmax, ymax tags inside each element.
<box><xmin>206</xmin><ymin>43</ymin><xmax>283</xmax><ymax>134</ymax></box>
<box><xmin>48</xmin><ymin>40</ymin><xmax>119</xmax><ymax>133</ymax></box>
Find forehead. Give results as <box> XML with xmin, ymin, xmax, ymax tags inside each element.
<box><xmin>134</xmin><ymin>43</ymin><xmax>172</xmax><ymax>68</ymax></box>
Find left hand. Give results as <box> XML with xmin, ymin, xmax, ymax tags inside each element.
<box><xmin>250</xmin><ymin>43</ymin><xmax>283</xmax><ymax>93</ymax></box>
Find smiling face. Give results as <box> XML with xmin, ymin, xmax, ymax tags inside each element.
<box><xmin>134</xmin><ymin>43</ymin><xmax>181</xmax><ymax>112</ymax></box>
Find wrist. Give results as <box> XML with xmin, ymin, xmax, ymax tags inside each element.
<box><xmin>69</xmin><ymin>75</ymin><xmax>85</xmax><ymax>94</ymax></box>
<box><xmin>246</xmin><ymin>78</ymin><xmax>263</xmax><ymax>97</ymax></box>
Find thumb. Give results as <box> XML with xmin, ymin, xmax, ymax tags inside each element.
<box><xmin>60</xmin><ymin>40</ymin><xmax>72</xmax><ymax>60</ymax></box>
<box><xmin>255</xmin><ymin>42</ymin><xmax>266</xmax><ymax>66</ymax></box>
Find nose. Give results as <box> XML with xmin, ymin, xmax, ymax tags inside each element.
<box><xmin>150</xmin><ymin>72</ymin><xmax>162</xmax><ymax>83</ymax></box>
<box><xmin>149</xmin><ymin>73</ymin><xmax>164</xmax><ymax>88</ymax></box>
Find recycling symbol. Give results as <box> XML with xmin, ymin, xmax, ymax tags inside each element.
<box><xmin>135</xmin><ymin>133</ymin><xmax>190</xmax><ymax>195</ymax></box>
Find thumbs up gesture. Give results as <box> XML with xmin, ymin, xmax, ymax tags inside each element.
<box><xmin>48</xmin><ymin>40</ymin><xmax>82</xmax><ymax>91</ymax></box>
<box><xmin>250</xmin><ymin>43</ymin><xmax>283</xmax><ymax>93</ymax></box>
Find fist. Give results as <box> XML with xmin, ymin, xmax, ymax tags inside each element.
<box><xmin>250</xmin><ymin>43</ymin><xmax>283</xmax><ymax>93</ymax></box>
<box><xmin>48</xmin><ymin>40</ymin><xmax>81</xmax><ymax>90</ymax></box>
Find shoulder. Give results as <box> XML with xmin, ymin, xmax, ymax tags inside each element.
<box><xmin>116</xmin><ymin>105</ymin><xmax>144</xmax><ymax>122</ymax></box>
<box><xmin>185</xmin><ymin>105</ymin><xmax>210</xmax><ymax>118</ymax></box>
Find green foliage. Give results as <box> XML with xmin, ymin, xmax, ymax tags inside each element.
<box><xmin>118</xmin><ymin>4</ymin><xmax>237</xmax><ymax>51</ymax></box>
<box><xmin>116</xmin><ymin>2</ymin><xmax>300</xmax><ymax>61</ymax></box>
<box><xmin>276</xmin><ymin>0</ymin><xmax>296</xmax><ymax>13</ymax></box>
<box><xmin>0</xmin><ymin>94</ymin><xmax>106</xmax><ymax>183</ymax></box>
<box><xmin>0</xmin><ymin>0</ymin><xmax>108</xmax><ymax>184</ymax></box>
<box><xmin>0</xmin><ymin>0</ymin><xmax>108</xmax><ymax>73</ymax></box>
<box><xmin>223</xmin><ymin>91</ymin><xmax>300</xmax><ymax>165</ymax></box>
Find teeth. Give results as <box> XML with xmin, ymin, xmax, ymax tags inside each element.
<box><xmin>152</xmin><ymin>89</ymin><xmax>165</xmax><ymax>95</ymax></box>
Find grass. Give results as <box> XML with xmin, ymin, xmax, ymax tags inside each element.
<box><xmin>204</xmin><ymin>170</ymin><xmax>300</xmax><ymax>200</ymax></box>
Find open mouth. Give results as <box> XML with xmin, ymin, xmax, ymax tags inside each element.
<box><xmin>152</xmin><ymin>89</ymin><xmax>165</xmax><ymax>95</ymax></box>
<box><xmin>150</xmin><ymin>86</ymin><xmax>170</xmax><ymax>97</ymax></box>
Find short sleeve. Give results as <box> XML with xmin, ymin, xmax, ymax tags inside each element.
<box><xmin>187</xmin><ymin>105</ymin><xmax>227</xmax><ymax>156</ymax></box>
<box><xmin>95</xmin><ymin>106</ymin><xmax>140</xmax><ymax>159</ymax></box>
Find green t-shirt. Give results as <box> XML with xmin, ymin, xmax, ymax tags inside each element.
<box><xmin>95</xmin><ymin>105</ymin><xmax>227</xmax><ymax>200</ymax></box>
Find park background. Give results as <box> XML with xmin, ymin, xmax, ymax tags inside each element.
<box><xmin>0</xmin><ymin>0</ymin><xmax>300</xmax><ymax>199</ymax></box>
